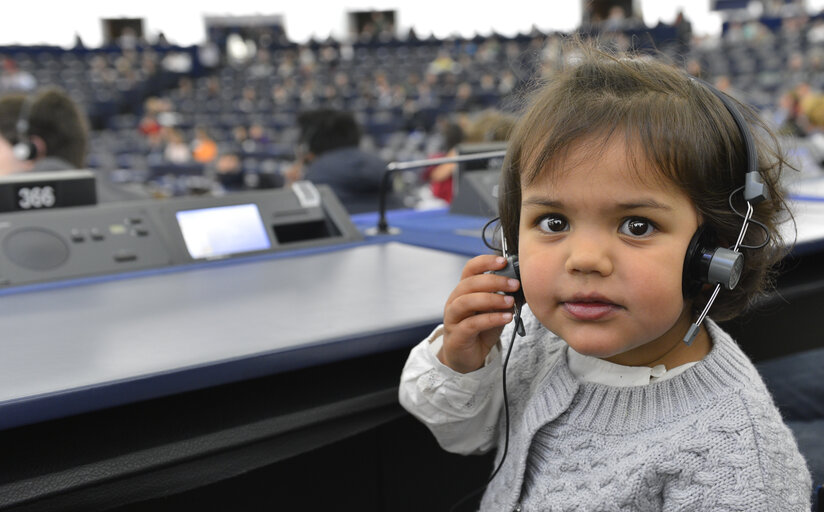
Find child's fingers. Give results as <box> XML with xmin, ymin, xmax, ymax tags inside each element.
<box><xmin>444</xmin><ymin>291</ymin><xmax>514</xmax><ymax>327</ymax></box>
<box><xmin>441</xmin><ymin>311</ymin><xmax>511</xmax><ymax>372</ymax></box>
<box><xmin>446</xmin><ymin>273</ymin><xmax>520</xmax><ymax>307</ymax></box>
<box><xmin>437</xmin><ymin>254</ymin><xmax>519</xmax><ymax>372</ymax></box>
<box><xmin>459</xmin><ymin>254</ymin><xmax>508</xmax><ymax>279</ymax></box>
<box><xmin>444</xmin><ymin>255</ymin><xmax>518</xmax><ymax>307</ymax></box>
<box><xmin>445</xmin><ymin>311</ymin><xmax>512</xmax><ymax>346</ymax></box>
<box><xmin>443</xmin><ymin>292</ymin><xmax>514</xmax><ymax>361</ymax></box>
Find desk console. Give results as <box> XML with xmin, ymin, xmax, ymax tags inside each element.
<box><xmin>0</xmin><ymin>183</ymin><xmax>361</xmax><ymax>288</ymax></box>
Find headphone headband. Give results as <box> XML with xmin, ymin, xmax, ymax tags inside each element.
<box><xmin>691</xmin><ymin>77</ymin><xmax>769</xmax><ymax>205</ymax></box>
<box><xmin>12</xmin><ymin>94</ymin><xmax>37</xmax><ymax>162</ymax></box>
<box><xmin>15</xmin><ymin>94</ymin><xmax>35</xmax><ymax>142</ymax></box>
<box><xmin>682</xmin><ymin>77</ymin><xmax>769</xmax><ymax>344</ymax></box>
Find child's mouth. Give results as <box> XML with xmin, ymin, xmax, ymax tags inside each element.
<box><xmin>562</xmin><ymin>300</ymin><xmax>620</xmax><ymax>321</ymax></box>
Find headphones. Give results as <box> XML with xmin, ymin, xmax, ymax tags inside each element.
<box><xmin>12</xmin><ymin>94</ymin><xmax>38</xmax><ymax>161</ymax></box>
<box><xmin>680</xmin><ymin>78</ymin><xmax>769</xmax><ymax>343</ymax></box>
<box><xmin>490</xmin><ymin>78</ymin><xmax>770</xmax><ymax>345</ymax></box>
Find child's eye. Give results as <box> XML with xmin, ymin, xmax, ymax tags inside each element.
<box><xmin>619</xmin><ymin>217</ymin><xmax>656</xmax><ymax>237</ymax></box>
<box><xmin>537</xmin><ymin>215</ymin><xmax>569</xmax><ymax>233</ymax></box>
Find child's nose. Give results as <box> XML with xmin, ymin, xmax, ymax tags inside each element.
<box><xmin>564</xmin><ymin>232</ymin><xmax>614</xmax><ymax>276</ymax></box>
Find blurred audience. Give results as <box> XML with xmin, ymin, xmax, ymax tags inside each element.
<box><xmin>0</xmin><ymin>57</ymin><xmax>37</xmax><ymax>92</ymax></box>
<box><xmin>163</xmin><ymin>128</ymin><xmax>191</xmax><ymax>164</ymax></box>
<box><xmin>6</xmin><ymin>8</ymin><xmax>824</xmax><ymax>208</ymax></box>
<box><xmin>191</xmin><ymin>127</ymin><xmax>218</xmax><ymax>164</ymax></box>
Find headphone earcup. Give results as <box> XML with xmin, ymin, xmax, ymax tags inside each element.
<box><xmin>495</xmin><ymin>255</ymin><xmax>520</xmax><ymax>281</ymax></box>
<box><xmin>683</xmin><ymin>226</ymin><xmax>745</xmax><ymax>299</ymax></box>
<box><xmin>12</xmin><ymin>140</ymin><xmax>36</xmax><ymax>161</ymax></box>
<box><xmin>682</xmin><ymin>227</ymin><xmax>713</xmax><ymax>299</ymax></box>
<box><xmin>490</xmin><ymin>254</ymin><xmax>524</xmax><ymax>303</ymax></box>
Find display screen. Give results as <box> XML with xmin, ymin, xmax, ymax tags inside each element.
<box><xmin>176</xmin><ymin>204</ymin><xmax>271</xmax><ymax>259</ymax></box>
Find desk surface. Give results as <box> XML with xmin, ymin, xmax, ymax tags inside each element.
<box><xmin>0</xmin><ymin>241</ymin><xmax>470</xmax><ymax>431</ymax></box>
<box><xmin>351</xmin><ymin>208</ymin><xmax>491</xmax><ymax>255</ymax></box>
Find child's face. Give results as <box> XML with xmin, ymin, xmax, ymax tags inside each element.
<box><xmin>518</xmin><ymin>138</ymin><xmax>700</xmax><ymax>365</ymax></box>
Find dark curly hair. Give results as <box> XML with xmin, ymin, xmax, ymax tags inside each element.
<box><xmin>498</xmin><ymin>42</ymin><xmax>793</xmax><ymax>321</ymax></box>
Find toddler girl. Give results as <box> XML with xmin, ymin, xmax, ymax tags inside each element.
<box><xmin>400</xmin><ymin>44</ymin><xmax>812</xmax><ymax>511</ymax></box>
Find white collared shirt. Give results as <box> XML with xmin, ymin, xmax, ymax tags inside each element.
<box><xmin>566</xmin><ymin>346</ymin><xmax>697</xmax><ymax>386</ymax></box>
<box><xmin>423</xmin><ymin>329</ymin><xmax>696</xmax><ymax>387</ymax></box>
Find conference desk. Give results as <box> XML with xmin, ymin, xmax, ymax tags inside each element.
<box><xmin>1</xmin><ymin>199</ymin><xmax>822</xmax><ymax>511</ymax></box>
<box><xmin>0</xmin><ymin>242</ymin><xmax>473</xmax><ymax>432</ymax></box>
<box><xmin>0</xmin><ymin>236</ymin><xmax>488</xmax><ymax>511</ymax></box>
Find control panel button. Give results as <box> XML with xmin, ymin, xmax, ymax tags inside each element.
<box><xmin>131</xmin><ymin>228</ymin><xmax>149</xmax><ymax>237</ymax></box>
<box><xmin>70</xmin><ymin>229</ymin><xmax>85</xmax><ymax>243</ymax></box>
<box><xmin>90</xmin><ymin>228</ymin><xmax>105</xmax><ymax>241</ymax></box>
<box><xmin>113</xmin><ymin>250</ymin><xmax>138</xmax><ymax>263</ymax></box>
<box><xmin>109</xmin><ymin>224</ymin><xmax>127</xmax><ymax>235</ymax></box>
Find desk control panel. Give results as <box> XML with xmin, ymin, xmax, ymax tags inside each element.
<box><xmin>0</xmin><ymin>205</ymin><xmax>172</xmax><ymax>286</ymax></box>
<box><xmin>0</xmin><ymin>183</ymin><xmax>362</xmax><ymax>288</ymax></box>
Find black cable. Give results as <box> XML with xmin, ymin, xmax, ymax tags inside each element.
<box><xmin>481</xmin><ymin>217</ymin><xmax>502</xmax><ymax>252</ymax></box>
<box><xmin>728</xmin><ymin>185</ymin><xmax>771</xmax><ymax>250</ymax></box>
<box><xmin>449</xmin><ymin>305</ymin><xmax>522</xmax><ymax>512</ymax></box>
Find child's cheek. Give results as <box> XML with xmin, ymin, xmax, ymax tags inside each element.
<box><xmin>517</xmin><ymin>250</ymin><xmax>560</xmax><ymax>309</ymax></box>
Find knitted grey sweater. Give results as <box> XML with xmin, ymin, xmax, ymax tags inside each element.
<box><xmin>477</xmin><ymin>313</ymin><xmax>812</xmax><ymax>511</ymax></box>
<box><xmin>401</xmin><ymin>309</ymin><xmax>812</xmax><ymax>511</ymax></box>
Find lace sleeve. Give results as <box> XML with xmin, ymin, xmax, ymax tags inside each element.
<box><xmin>398</xmin><ymin>325</ymin><xmax>504</xmax><ymax>455</ymax></box>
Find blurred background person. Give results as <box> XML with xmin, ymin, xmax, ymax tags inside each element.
<box><xmin>0</xmin><ymin>87</ymin><xmax>148</xmax><ymax>202</ymax></box>
<box><xmin>422</xmin><ymin>120</ymin><xmax>464</xmax><ymax>204</ymax></box>
<box><xmin>286</xmin><ymin>108</ymin><xmax>401</xmax><ymax>214</ymax></box>
<box><xmin>0</xmin><ymin>87</ymin><xmax>88</xmax><ymax>175</ymax></box>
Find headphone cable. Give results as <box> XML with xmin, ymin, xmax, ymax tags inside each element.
<box><xmin>449</xmin><ymin>306</ymin><xmax>522</xmax><ymax>512</ymax></box>
<box><xmin>728</xmin><ymin>186</ymin><xmax>770</xmax><ymax>249</ymax></box>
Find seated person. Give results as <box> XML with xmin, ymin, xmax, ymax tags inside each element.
<box><xmin>0</xmin><ymin>87</ymin><xmax>149</xmax><ymax>203</ymax></box>
<box><xmin>286</xmin><ymin>108</ymin><xmax>401</xmax><ymax>214</ymax></box>
<box><xmin>423</xmin><ymin>110</ymin><xmax>515</xmax><ymax>204</ymax></box>
<box><xmin>422</xmin><ymin>120</ymin><xmax>464</xmax><ymax>204</ymax></box>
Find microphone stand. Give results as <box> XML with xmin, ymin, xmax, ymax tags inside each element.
<box><xmin>365</xmin><ymin>150</ymin><xmax>508</xmax><ymax>235</ymax></box>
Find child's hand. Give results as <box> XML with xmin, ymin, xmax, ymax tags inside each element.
<box><xmin>439</xmin><ymin>255</ymin><xmax>521</xmax><ymax>374</ymax></box>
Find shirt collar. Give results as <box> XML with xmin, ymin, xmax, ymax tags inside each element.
<box><xmin>566</xmin><ymin>346</ymin><xmax>697</xmax><ymax>387</ymax></box>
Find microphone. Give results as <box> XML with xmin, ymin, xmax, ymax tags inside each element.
<box><xmin>366</xmin><ymin>150</ymin><xmax>508</xmax><ymax>235</ymax></box>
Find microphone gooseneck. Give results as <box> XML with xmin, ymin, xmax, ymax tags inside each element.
<box><xmin>368</xmin><ymin>150</ymin><xmax>508</xmax><ymax>236</ymax></box>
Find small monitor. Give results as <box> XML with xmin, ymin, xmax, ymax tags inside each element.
<box><xmin>176</xmin><ymin>203</ymin><xmax>271</xmax><ymax>259</ymax></box>
<box><xmin>0</xmin><ymin>170</ymin><xmax>97</xmax><ymax>212</ymax></box>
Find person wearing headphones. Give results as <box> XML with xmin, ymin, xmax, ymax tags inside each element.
<box><xmin>0</xmin><ymin>87</ymin><xmax>87</xmax><ymax>175</ymax></box>
<box><xmin>0</xmin><ymin>87</ymin><xmax>148</xmax><ymax>202</ymax></box>
<box><xmin>399</xmin><ymin>43</ymin><xmax>812</xmax><ymax>510</ymax></box>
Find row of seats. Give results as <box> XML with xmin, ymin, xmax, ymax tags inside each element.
<box><xmin>5</xmin><ymin>13</ymin><xmax>824</xmax><ymax>198</ymax></box>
